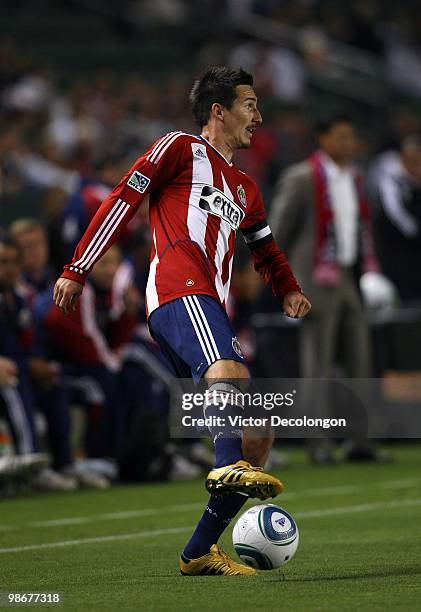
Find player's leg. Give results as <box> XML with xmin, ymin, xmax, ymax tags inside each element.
<box><xmin>180</xmin><ymin>356</ymin><xmax>281</xmax><ymax>574</ymax></box>
<box><xmin>242</xmin><ymin>425</ymin><xmax>274</xmax><ymax>468</ymax></box>
<box><xmin>179</xmin><ymin>358</ymin><xmax>255</xmax><ymax>574</ymax></box>
<box><xmin>149</xmin><ymin>295</ymin><xmax>283</xmax><ymax>574</ymax></box>
<box><xmin>203</xmin><ymin>359</ymin><xmax>282</xmax><ymax>498</ymax></box>
<box><xmin>203</xmin><ymin>358</ymin><xmax>274</xmax><ymax>467</ymax></box>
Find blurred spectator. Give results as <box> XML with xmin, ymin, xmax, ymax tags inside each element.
<box><xmin>347</xmin><ymin>0</ymin><xmax>384</xmax><ymax>55</ymax></box>
<box><xmin>10</xmin><ymin>146</ymin><xmax>79</xmax><ymax>195</ymax></box>
<box><xmin>299</xmin><ymin>26</ymin><xmax>331</xmax><ymax>74</ymax></box>
<box><xmin>35</xmin><ymin>245</ymin><xmax>139</xmax><ymax>459</ymax></box>
<box><xmin>2</xmin><ymin>66</ymin><xmax>52</xmax><ymax>114</ymax></box>
<box><xmin>0</xmin><ymin>236</ymin><xmax>39</xmax><ymax>455</ymax></box>
<box><xmin>9</xmin><ymin>218</ymin><xmax>54</xmax><ymax>294</ymax></box>
<box><xmin>374</xmin><ymin>106</ymin><xmax>421</xmax><ymax>155</ymax></box>
<box><xmin>270</xmin><ymin>115</ymin><xmax>391</xmax><ymax>463</ymax></box>
<box><xmin>370</xmin><ymin>136</ymin><xmax>421</xmax><ymax>303</ymax></box>
<box><xmin>0</xmin><ymin>236</ymin><xmax>76</xmax><ymax>490</ymax></box>
<box><xmin>383</xmin><ymin>10</ymin><xmax>421</xmax><ymax>96</ymax></box>
<box><xmin>116</xmin><ymin>322</ymin><xmax>205</xmax><ymax>482</ymax></box>
<box><xmin>228</xmin><ymin>40</ymin><xmax>306</xmax><ymax>104</ymax></box>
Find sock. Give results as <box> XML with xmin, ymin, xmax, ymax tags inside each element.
<box><xmin>205</xmin><ymin>382</ymin><xmax>244</xmax><ymax>468</ymax></box>
<box><xmin>213</xmin><ymin>437</ymin><xmax>242</xmax><ymax>468</ymax></box>
<box><xmin>182</xmin><ymin>493</ymin><xmax>247</xmax><ymax>560</ymax></box>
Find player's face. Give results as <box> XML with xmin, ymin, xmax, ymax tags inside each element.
<box><xmin>224</xmin><ymin>85</ymin><xmax>262</xmax><ymax>149</ymax></box>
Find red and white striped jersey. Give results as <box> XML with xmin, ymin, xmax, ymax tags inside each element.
<box><xmin>62</xmin><ymin>132</ymin><xmax>301</xmax><ymax>316</ymax></box>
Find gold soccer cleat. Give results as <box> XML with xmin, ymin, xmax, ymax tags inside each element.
<box><xmin>205</xmin><ymin>460</ymin><xmax>284</xmax><ymax>500</ymax></box>
<box><xmin>180</xmin><ymin>544</ymin><xmax>256</xmax><ymax>576</ymax></box>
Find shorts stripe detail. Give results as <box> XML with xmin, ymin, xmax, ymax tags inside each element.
<box><xmin>186</xmin><ymin>296</ymin><xmax>218</xmax><ymax>364</ymax></box>
<box><xmin>190</xmin><ymin>295</ymin><xmax>221</xmax><ymax>360</ymax></box>
<box><xmin>182</xmin><ymin>297</ymin><xmax>213</xmax><ymax>366</ymax></box>
<box><xmin>187</xmin><ymin>295</ymin><xmax>219</xmax><ymax>362</ymax></box>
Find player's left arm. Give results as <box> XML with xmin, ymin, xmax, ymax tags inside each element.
<box><xmin>240</xmin><ymin>193</ymin><xmax>311</xmax><ymax>319</ymax></box>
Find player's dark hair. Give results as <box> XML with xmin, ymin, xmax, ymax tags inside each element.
<box><xmin>316</xmin><ymin>114</ymin><xmax>353</xmax><ymax>135</ymax></box>
<box><xmin>190</xmin><ymin>66</ymin><xmax>254</xmax><ymax>128</ymax></box>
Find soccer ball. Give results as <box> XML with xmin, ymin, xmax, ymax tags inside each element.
<box><xmin>232</xmin><ymin>504</ymin><xmax>299</xmax><ymax>570</ymax></box>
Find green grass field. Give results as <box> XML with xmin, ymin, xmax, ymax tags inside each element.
<box><xmin>1</xmin><ymin>445</ymin><xmax>421</xmax><ymax>612</ymax></box>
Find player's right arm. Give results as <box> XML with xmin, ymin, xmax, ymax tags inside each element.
<box><xmin>54</xmin><ymin>131</ymin><xmax>186</xmax><ymax>315</ymax></box>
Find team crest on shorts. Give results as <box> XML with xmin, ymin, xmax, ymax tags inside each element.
<box><xmin>237</xmin><ymin>184</ymin><xmax>247</xmax><ymax>207</ymax></box>
<box><xmin>232</xmin><ymin>336</ymin><xmax>244</xmax><ymax>358</ymax></box>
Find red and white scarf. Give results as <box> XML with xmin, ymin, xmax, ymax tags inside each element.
<box><xmin>310</xmin><ymin>151</ymin><xmax>379</xmax><ymax>286</ymax></box>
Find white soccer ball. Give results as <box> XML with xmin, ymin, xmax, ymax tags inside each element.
<box><xmin>232</xmin><ymin>504</ymin><xmax>299</xmax><ymax>570</ymax></box>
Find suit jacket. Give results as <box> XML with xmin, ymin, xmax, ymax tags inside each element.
<box><xmin>270</xmin><ymin>160</ymin><xmax>364</xmax><ymax>313</ymax></box>
<box><xmin>270</xmin><ymin>161</ymin><xmax>322</xmax><ymax>305</ymax></box>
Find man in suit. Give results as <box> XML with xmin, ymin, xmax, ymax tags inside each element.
<box><xmin>370</xmin><ymin>135</ymin><xmax>421</xmax><ymax>303</ymax></box>
<box><xmin>270</xmin><ymin>115</ymin><xmax>385</xmax><ymax>463</ymax></box>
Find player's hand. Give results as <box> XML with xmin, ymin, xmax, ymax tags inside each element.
<box><xmin>283</xmin><ymin>291</ymin><xmax>311</xmax><ymax>318</ymax></box>
<box><xmin>53</xmin><ymin>278</ymin><xmax>83</xmax><ymax>316</ymax></box>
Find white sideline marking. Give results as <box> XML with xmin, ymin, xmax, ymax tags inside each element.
<box><xmin>30</xmin><ymin>517</ymin><xmax>90</xmax><ymax>527</ymax></box>
<box><xmin>1</xmin><ymin>477</ymin><xmax>420</xmax><ymax>532</ymax></box>
<box><xmin>29</xmin><ymin>503</ymin><xmax>203</xmax><ymax>528</ymax></box>
<box><xmin>281</xmin><ymin>477</ymin><xmax>421</xmax><ymax>500</ymax></box>
<box><xmin>0</xmin><ymin>526</ymin><xmax>193</xmax><ymax>554</ymax></box>
<box><xmin>294</xmin><ymin>497</ymin><xmax>421</xmax><ymax>519</ymax></box>
<box><xmin>28</xmin><ymin>478</ymin><xmax>421</xmax><ymax>527</ymax></box>
<box><xmin>1</xmin><ymin>498</ymin><xmax>421</xmax><ymax>554</ymax></box>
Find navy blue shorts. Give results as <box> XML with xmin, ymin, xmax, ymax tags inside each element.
<box><xmin>148</xmin><ymin>294</ymin><xmax>246</xmax><ymax>381</ymax></box>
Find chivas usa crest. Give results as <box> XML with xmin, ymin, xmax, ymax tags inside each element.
<box><xmin>237</xmin><ymin>184</ymin><xmax>247</xmax><ymax>207</ymax></box>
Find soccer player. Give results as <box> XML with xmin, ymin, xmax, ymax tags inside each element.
<box><xmin>54</xmin><ymin>67</ymin><xmax>311</xmax><ymax>575</ymax></box>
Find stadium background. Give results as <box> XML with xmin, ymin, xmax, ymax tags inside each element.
<box><xmin>1</xmin><ymin>0</ymin><xmax>421</xmax><ymax>490</ymax></box>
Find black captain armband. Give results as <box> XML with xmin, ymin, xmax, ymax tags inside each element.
<box><xmin>242</xmin><ymin>220</ymin><xmax>273</xmax><ymax>250</ymax></box>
